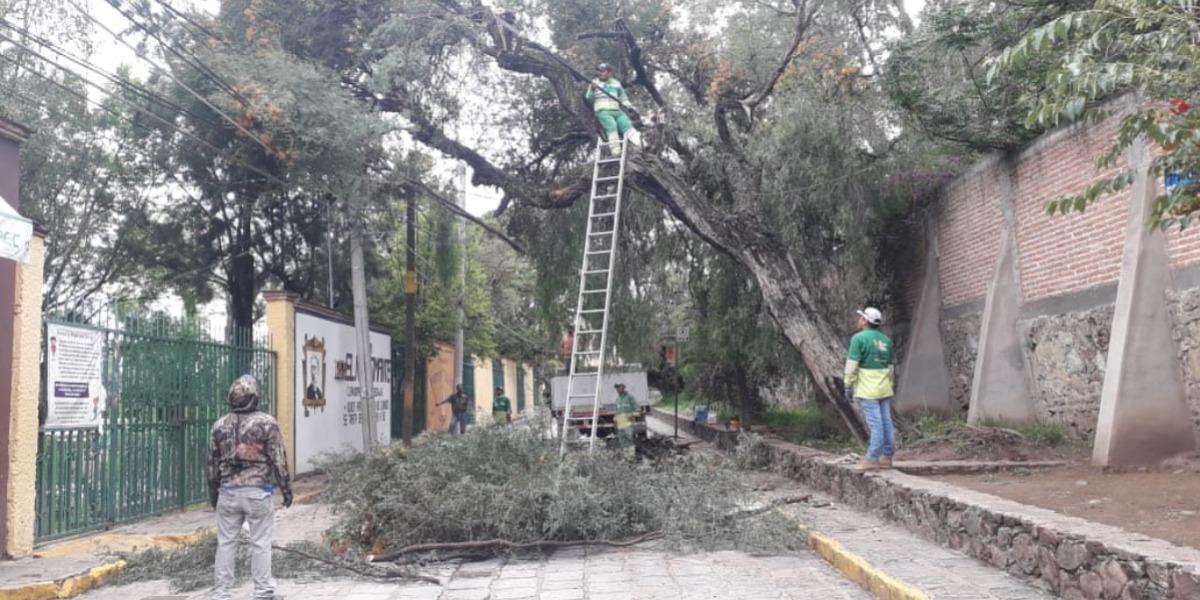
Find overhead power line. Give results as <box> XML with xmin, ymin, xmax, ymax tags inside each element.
<box><xmin>61</xmin><ymin>0</ymin><xmax>275</xmax><ymax>157</ymax></box>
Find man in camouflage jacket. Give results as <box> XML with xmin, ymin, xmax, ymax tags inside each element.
<box><xmin>207</xmin><ymin>374</ymin><xmax>293</xmax><ymax>600</ymax></box>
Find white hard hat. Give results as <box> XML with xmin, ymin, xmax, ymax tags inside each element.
<box><xmin>857</xmin><ymin>307</ymin><xmax>883</xmax><ymax>325</ymax></box>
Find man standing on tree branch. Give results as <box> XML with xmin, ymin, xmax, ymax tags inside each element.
<box><xmin>586</xmin><ymin>63</ymin><xmax>639</xmax><ymax>156</ymax></box>
<box><xmin>844</xmin><ymin>307</ymin><xmax>896</xmax><ymax>472</ymax></box>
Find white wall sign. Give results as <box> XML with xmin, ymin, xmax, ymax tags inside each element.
<box><xmin>44</xmin><ymin>323</ymin><xmax>107</xmax><ymax>429</ymax></box>
<box><xmin>294</xmin><ymin>310</ymin><xmax>391</xmax><ymax>473</ymax></box>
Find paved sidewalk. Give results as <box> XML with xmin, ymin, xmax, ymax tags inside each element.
<box><xmin>643</xmin><ymin>415</ymin><xmax>1053</xmax><ymax>600</ymax></box>
<box><xmin>69</xmin><ymin>544</ymin><xmax>873</xmax><ymax>600</ymax></box>
<box><xmin>0</xmin><ymin>479</ymin><xmax>328</xmax><ymax>597</ymax></box>
<box><xmin>759</xmin><ymin>473</ymin><xmax>1054</xmax><ymax>600</ymax></box>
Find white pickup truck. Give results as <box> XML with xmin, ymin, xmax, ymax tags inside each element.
<box><xmin>550</xmin><ymin>371</ymin><xmax>651</xmax><ymax>438</ymax></box>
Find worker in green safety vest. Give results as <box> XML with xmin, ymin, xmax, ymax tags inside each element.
<box><xmin>492</xmin><ymin>386</ymin><xmax>512</xmax><ymax>424</ymax></box>
<box><xmin>586</xmin><ymin>63</ymin><xmax>638</xmax><ymax>156</ymax></box>
<box><xmin>614</xmin><ymin>382</ymin><xmax>642</xmax><ymax>440</ymax></box>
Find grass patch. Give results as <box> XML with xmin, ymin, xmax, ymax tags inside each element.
<box><xmin>899</xmin><ymin>412</ymin><xmax>1070</xmax><ymax>448</ymax></box>
<box><xmin>898</xmin><ymin>412</ymin><xmax>967</xmax><ymax>446</ymax></box>
<box><xmin>757</xmin><ymin>406</ymin><xmax>854</xmax><ymax>452</ymax></box>
<box><xmin>976</xmin><ymin>417</ymin><xmax>1069</xmax><ymax>446</ymax></box>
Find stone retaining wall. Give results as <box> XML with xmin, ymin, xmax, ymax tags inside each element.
<box><xmin>650</xmin><ymin>408</ymin><xmax>1200</xmax><ymax>599</ymax></box>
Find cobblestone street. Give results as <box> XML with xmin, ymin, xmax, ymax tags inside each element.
<box><xmin>76</xmin><ymin>545</ymin><xmax>873</xmax><ymax>600</ymax></box>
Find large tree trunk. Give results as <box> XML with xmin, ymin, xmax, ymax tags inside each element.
<box><xmin>351</xmin><ymin>0</ymin><xmax>870</xmax><ymax>442</ymax></box>
<box><xmin>630</xmin><ymin>165</ymin><xmax>868</xmax><ymax>442</ymax></box>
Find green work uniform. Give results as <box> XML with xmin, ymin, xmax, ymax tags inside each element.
<box><xmin>493</xmin><ymin>395</ymin><xmax>512</xmax><ymax>423</ymax></box>
<box><xmin>586</xmin><ymin>78</ymin><xmax>632</xmax><ymax>139</ymax></box>
<box><xmin>845</xmin><ymin>328</ymin><xmax>895</xmax><ymax>400</ymax></box>
<box><xmin>615</xmin><ymin>391</ymin><xmax>640</xmax><ymax>436</ymax></box>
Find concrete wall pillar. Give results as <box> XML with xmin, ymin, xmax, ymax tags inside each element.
<box><xmin>1093</xmin><ymin>139</ymin><xmax>1197</xmax><ymax>466</ymax></box>
<box><xmin>896</xmin><ymin>221</ymin><xmax>953</xmax><ymax>415</ymax></box>
<box><xmin>969</xmin><ymin>168</ymin><xmax>1037</xmax><ymax>423</ymax></box>
<box><xmin>263</xmin><ymin>291</ymin><xmax>297</xmax><ymax>476</ymax></box>
<box><xmin>0</xmin><ymin>118</ymin><xmax>31</xmax><ymax>555</ymax></box>
<box><xmin>6</xmin><ymin>233</ymin><xmax>44</xmax><ymax>558</ymax></box>
<box><xmin>474</xmin><ymin>357</ymin><xmax>495</xmax><ymax>421</ymax></box>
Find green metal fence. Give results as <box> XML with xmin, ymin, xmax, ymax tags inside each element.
<box><xmin>35</xmin><ymin>311</ymin><xmax>276</xmax><ymax>542</ymax></box>
<box><xmin>390</xmin><ymin>344</ymin><xmax>426</xmax><ymax>439</ymax></box>
<box><xmin>516</xmin><ymin>366</ymin><xmax>526</xmax><ymax>413</ymax></box>
<box><xmin>492</xmin><ymin>361</ymin><xmax>504</xmax><ymax>397</ymax></box>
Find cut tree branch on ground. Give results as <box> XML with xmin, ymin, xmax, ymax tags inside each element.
<box><xmin>368</xmin><ymin>532</ymin><xmax>665</xmax><ymax>564</ymax></box>
<box><xmin>733</xmin><ymin>495</ymin><xmax>812</xmax><ymax>519</ymax></box>
<box><xmin>272</xmin><ymin>544</ymin><xmax>442</xmax><ymax>585</ymax></box>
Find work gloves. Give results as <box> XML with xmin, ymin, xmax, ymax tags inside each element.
<box><xmin>209</xmin><ymin>483</ymin><xmax>220</xmax><ymax>509</ymax></box>
<box><xmin>282</xmin><ymin>486</ymin><xmax>294</xmax><ymax>509</ymax></box>
<box><xmin>844</xmin><ymin>385</ymin><xmax>855</xmax><ymax>404</ymax></box>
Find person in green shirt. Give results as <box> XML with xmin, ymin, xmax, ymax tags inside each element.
<box><xmin>844</xmin><ymin>307</ymin><xmax>895</xmax><ymax>472</ymax></box>
<box><xmin>586</xmin><ymin>63</ymin><xmax>637</xmax><ymax>156</ymax></box>
<box><xmin>614</xmin><ymin>382</ymin><xmax>641</xmax><ymax>441</ymax></box>
<box><xmin>492</xmin><ymin>387</ymin><xmax>512</xmax><ymax>424</ymax></box>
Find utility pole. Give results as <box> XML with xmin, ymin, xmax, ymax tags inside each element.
<box><xmin>402</xmin><ymin>189</ymin><xmax>417</xmax><ymax>446</ymax></box>
<box><xmin>453</xmin><ymin>165</ymin><xmax>467</xmax><ymax>387</ymax></box>
<box><xmin>350</xmin><ymin>186</ymin><xmax>378</xmax><ymax>452</ymax></box>
<box><xmin>327</xmin><ymin>201</ymin><xmax>336</xmax><ymax>308</ymax></box>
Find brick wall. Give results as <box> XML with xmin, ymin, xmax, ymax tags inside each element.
<box><xmin>938</xmin><ymin>111</ymin><xmax>1200</xmax><ymax>307</ymax></box>
<box><xmin>937</xmin><ymin>161</ymin><xmax>1005</xmax><ymax>307</ymax></box>
<box><xmin>1012</xmin><ymin>117</ymin><xmax>1130</xmax><ymax>302</ymax></box>
<box><xmin>929</xmin><ymin>101</ymin><xmax>1200</xmax><ymax>431</ymax></box>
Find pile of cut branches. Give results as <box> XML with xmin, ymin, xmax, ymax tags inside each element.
<box><xmin>318</xmin><ymin>419</ymin><xmax>804</xmax><ymax>564</ymax></box>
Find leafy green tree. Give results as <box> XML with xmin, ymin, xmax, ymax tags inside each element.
<box><xmin>990</xmin><ymin>0</ymin><xmax>1200</xmax><ymax>227</ymax></box>
<box><xmin>115</xmin><ymin>0</ymin><xmax>392</xmax><ymax>327</ymax></box>
<box><xmin>288</xmin><ymin>0</ymin><xmax>947</xmax><ymax>437</ymax></box>
<box><xmin>0</xmin><ymin>0</ymin><xmax>156</xmax><ymax>313</ymax></box>
<box><xmin>884</xmin><ymin>0</ymin><xmax>1088</xmax><ymax>152</ymax></box>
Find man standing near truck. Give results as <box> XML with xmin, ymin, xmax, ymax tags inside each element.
<box><xmin>614</xmin><ymin>383</ymin><xmax>641</xmax><ymax>441</ymax></box>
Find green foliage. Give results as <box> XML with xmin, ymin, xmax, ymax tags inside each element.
<box><xmin>990</xmin><ymin>0</ymin><xmax>1200</xmax><ymax>228</ymax></box>
<box><xmin>885</xmin><ymin>0</ymin><xmax>1085</xmax><ymax>151</ymax></box>
<box><xmin>114</xmin><ymin>537</ymin><xmax>408</xmax><ymax>592</ymax></box>
<box><xmin>318</xmin><ymin>420</ymin><xmax>805</xmax><ymax>556</ymax></box>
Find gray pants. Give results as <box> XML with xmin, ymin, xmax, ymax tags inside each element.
<box><xmin>213</xmin><ymin>487</ymin><xmax>275</xmax><ymax>600</ymax></box>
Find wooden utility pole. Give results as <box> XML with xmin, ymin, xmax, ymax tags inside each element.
<box><xmin>402</xmin><ymin>190</ymin><xmax>417</xmax><ymax>446</ymax></box>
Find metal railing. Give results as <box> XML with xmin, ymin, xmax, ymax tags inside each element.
<box><xmin>34</xmin><ymin>309</ymin><xmax>276</xmax><ymax>542</ymax></box>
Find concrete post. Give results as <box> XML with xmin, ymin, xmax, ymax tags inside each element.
<box><xmin>7</xmin><ymin>233</ymin><xmax>44</xmax><ymax>557</ymax></box>
<box><xmin>968</xmin><ymin>168</ymin><xmax>1037</xmax><ymax>423</ymax></box>
<box><xmin>896</xmin><ymin>220</ymin><xmax>953</xmax><ymax>415</ymax></box>
<box><xmin>0</xmin><ymin>117</ymin><xmax>31</xmax><ymax>555</ymax></box>
<box><xmin>1093</xmin><ymin>139</ymin><xmax>1197</xmax><ymax>466</ymax></box>
<box><xmin>263</xmin><ymin>291</ymin><xmax>298</xmax><ymax>476</ymax></box>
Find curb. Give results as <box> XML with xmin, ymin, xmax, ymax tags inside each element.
<box><xmin>781</xmin><ymin>512</ymin><xmax>929</xmax><ymax>600</ymax></box>
<box><xmin>1</xmin><ymin>492</ymin><xmax>323</xmax><ymax>600</ymax></box>
<box><xmin>0</xmin><ymin>560</ymin><xmax>128</xmax><ymax>600</ymax></box>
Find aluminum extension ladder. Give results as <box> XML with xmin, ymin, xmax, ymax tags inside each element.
<box><xmin>559</xmin><ymin>137</ymin><xmax>629</xmax><ymax>453</ymax></box>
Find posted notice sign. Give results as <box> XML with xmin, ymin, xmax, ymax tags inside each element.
<box><xmin>45</xmin><ymin>323</ymin><xmax>107</xmax><ymax>429</ymax></box>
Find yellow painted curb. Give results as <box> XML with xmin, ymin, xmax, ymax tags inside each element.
<box><xmin>35</xmin><ymin>530</ymin><xmax>215</xmax><ymax>559</ymax></box>
<box><xmin>0</xmin><ymin>560</ymin><xmax>126</xmax><ymax>600</ymax></box>
<box><xmin>781</xmin><ymin>511</ymin><xmax>929</xmax><ymax>600</ymax></box>
<box><xmin>0</xmin><ymin>582</ymin><xmax>58</xmax><ymax>600</ymax></box>
<box><xmin>2</xmin><ymin>530</ymin><xmax>216</xmax><ymax>600</ymax></box>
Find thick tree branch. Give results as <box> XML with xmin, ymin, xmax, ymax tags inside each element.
<box><xmin>399</xmin><ymin>178</ymin><xmax>527</xmax><ymax>255</ymax></box>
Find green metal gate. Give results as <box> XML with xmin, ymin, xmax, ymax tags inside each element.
<box><xmin>35</xmin><ymin>313</ymin><xmax>276</xmax><ymax>542</ymax></box>
<box><xmin>462</xmin><ymin>356</ymin><xmax>475</xmax><ymax>423</ymax></box>
<box><xmin>492</xmin><ymin>361</ymin><xmax>504</xmax><ymax>396</ymax></box>
<box><xmin>516</xmin><ymin>366</ymin><xmax>526</xmax><ymax>413</ymax></box>
<box><xmin>390</xmin><ymin>344</ymin><xmax>426</xmax><ymax>439</ymax></box>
